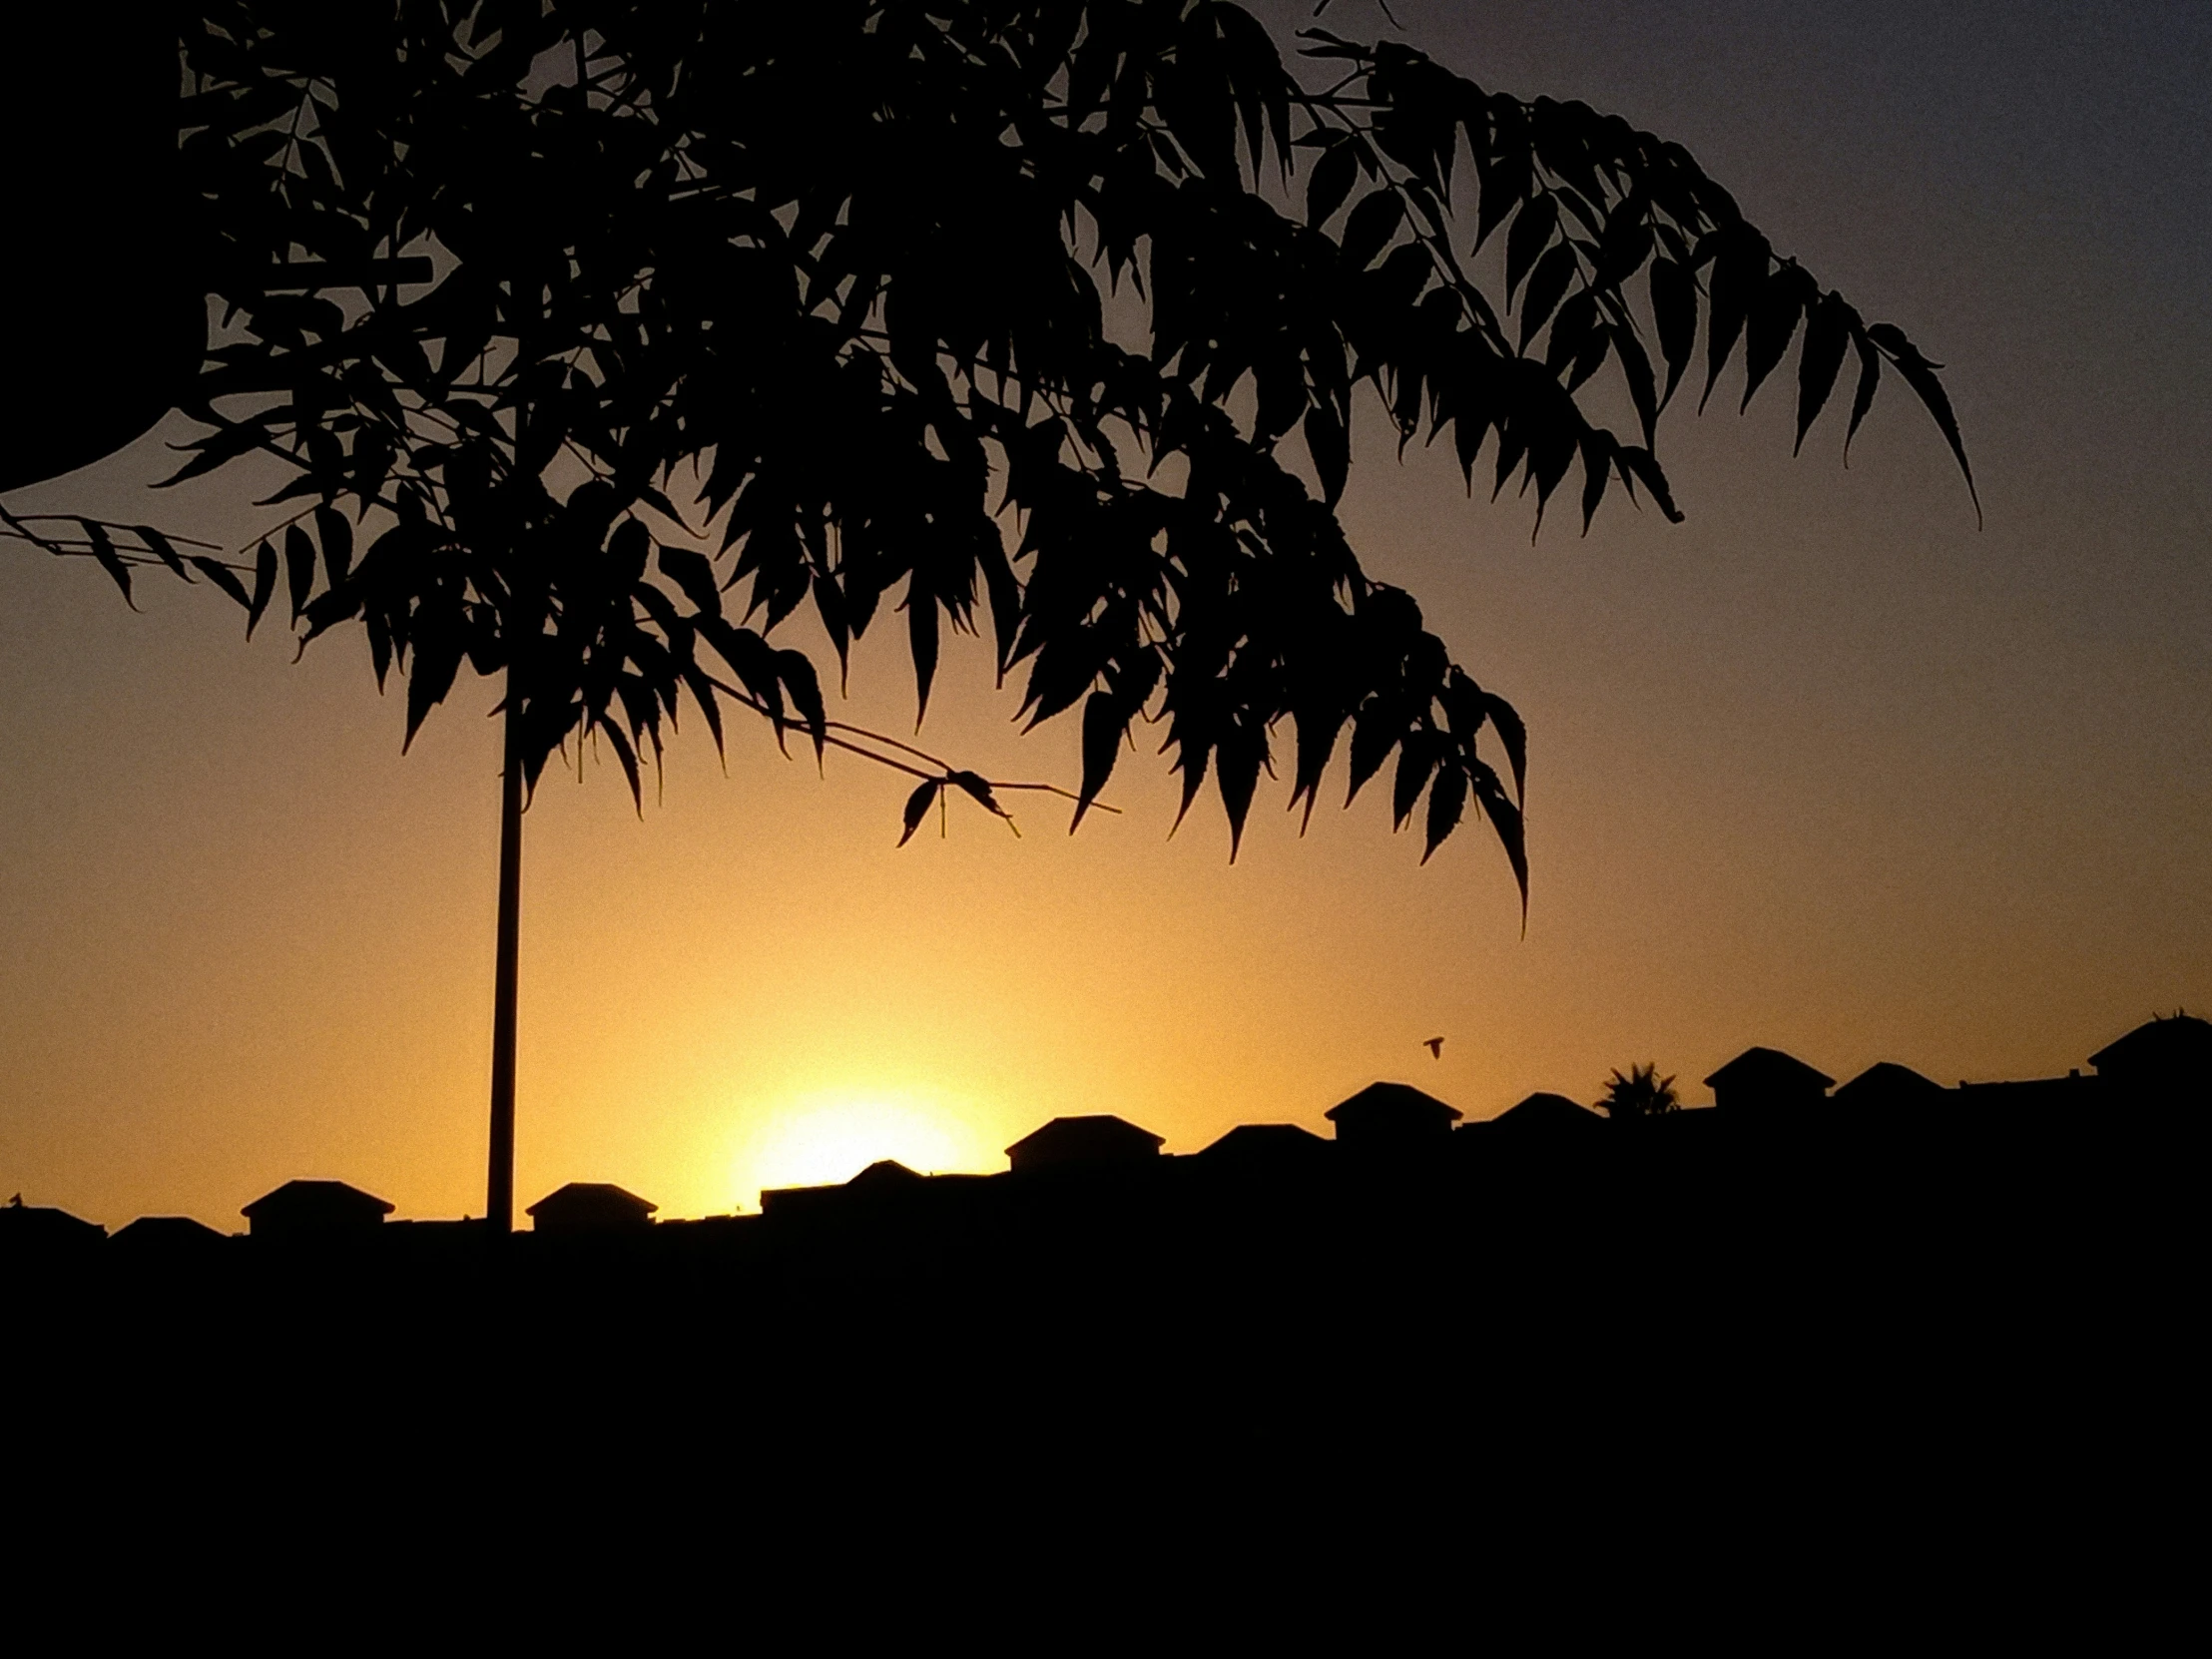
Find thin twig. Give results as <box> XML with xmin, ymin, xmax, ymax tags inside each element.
<box><xmin>700</xmin><ymin>672</ymin><xmax>1117</xmax><ymax>813</ymax></box>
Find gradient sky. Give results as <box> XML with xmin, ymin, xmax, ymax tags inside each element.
<box><xmin>4</xmin><ymin>1</ymin><xmax>2207</xmax><ymax>1228</ymax></box>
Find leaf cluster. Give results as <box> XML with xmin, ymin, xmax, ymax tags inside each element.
<box><xmin>156</xmin><ymin>1</ymin><xmax>1971</xmax><ymax>905</ymax></box>
<box><xmin>1598</xmin><ymin>1061</ymin><xmax>1681</xmax><ymax>1120</ymax></box>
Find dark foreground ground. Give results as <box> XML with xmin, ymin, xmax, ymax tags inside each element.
<box><xmin>5</xmin><ymin>1099</ymin><xmax>2197</xmax><ymax>1632</ymax></box>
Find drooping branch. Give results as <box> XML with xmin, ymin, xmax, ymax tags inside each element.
<box><xmin>1</xmin><ymin>507</ymin><xmax>258</xmax><ymax>615</ymax></box>
<box><xmin>696</xmin><ymin>672</ymin><xmax>1118</xmax><ymax>843</ymax></box>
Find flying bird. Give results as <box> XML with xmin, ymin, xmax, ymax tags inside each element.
<box><xmin>1422</xmin><ymin>1037</ymin><xmax>1445</xmax><ymax>1059</ymax></box>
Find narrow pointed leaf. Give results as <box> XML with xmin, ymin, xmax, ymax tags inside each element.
<box><xmin>1794</xmin><ymin>293</ymin><xmax>1852</xmax><ymax>454</ymax></box>
<box><xmin>898</xmin><ymin>779</ymin><xmax>940</xmax><ymax>847</ymax></box>
<box><xmin>131</xmin><ymin>525</ymin><xmax>191</xmax><ymax>581</ymax></box>
<box><xmin>777</xmin><ymin>649</ymin><xmax>828</xmax><ymax>762</ymax></box>
<box><xmin>1866</xmin><ymin>322</ymin><xmax>1979</xmax><ymax>522</ymax></box>
<box><xmin>285</xmin><ymin>524</ymin><xmax>316</xmax><ymax>618</ymax></box>
<box><xmin>316</xmin><ymin>506</ymin><xmax>353</xmax><ymax>588</ymax></box>
<box><xmin>1483</xmin><ymin>693</ymin><xmax>1528</xmax><ymax>803</ymax></box>
<box><xmin>191</xmin><ymin>556</ymin><xmax>252</xmax><ymax>610</ymax></box>
<box><xmin>1845</xmin><ymin>326</ymin><xmax>1883</xmax><ymax>458</ymax></box>
<box><xmin>84</xmin><ymin>521</ymin><xmax>136</xmax><ymax>608</ymax></box>
<box><xmin>907</xmin><ymin>586</ymin><xmax>940</xmax><ymax>726</ymax></box>
<box><xmin>1650</xmin><ymin>258</ymin><xmax>1697</xmax><ymax>407</ymax></box>
<box><xmin>247</xmin><ymin>539</ymin><xmax>277</xmax><ymax>638</ymax></box>
<box><xmin>1421</xmin><ymin>762</ymin><xmax>1466</xmax><ymax>861</ymax></box>
<box><xmin>1074</xmin><ymin>691</ymin><xmax>1123</xmax><ymax>830</ymax></box>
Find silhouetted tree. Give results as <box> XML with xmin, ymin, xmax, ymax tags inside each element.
<box><xmin>1599</xmin><ymin>1063</ymin><xmax>1681</xmax><ymax>1120</ymax></box>
<box><xmin>21</xmin><ymin>1</ymin><xmax>1970</xmax><ymax>1226</ymax></box>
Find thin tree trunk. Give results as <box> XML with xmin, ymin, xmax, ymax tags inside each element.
<box><xmin>485</xmin><ymin>678</ymin><xmax>524</xmax><ymax>1233</ymax></box>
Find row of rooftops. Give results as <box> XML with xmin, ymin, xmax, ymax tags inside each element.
<box><xmin>8</xmin><ymin>1014</ymin><xmax>2204</xmax><ymax>1248</ymax></box>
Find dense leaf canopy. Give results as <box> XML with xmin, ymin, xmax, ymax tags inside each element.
<box><xmin>150</xmin><ymin>0</ymin><xmax>1969</xmax><ymax>905</ymax></box>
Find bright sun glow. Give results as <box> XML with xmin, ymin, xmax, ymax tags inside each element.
<box><xmin>736</xmin><ymin>1090</ymin><xmax>985</xmax><ymax>1207</ymax></box>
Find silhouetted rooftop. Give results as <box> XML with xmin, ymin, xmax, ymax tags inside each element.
<box><xmin>1007</xmin><ymin>1116</ymin><xmax>1165</xmax><ymax>1173</ymax></box>
<box><xmin>1326</xmin><ymin>1082</ymin><xmax>1461</xmax><ymax>1147</ymax></box>
<box><xmin>1705</xmin><ymin>1048</ymin><xmax>1834</xmax><ymax>1107</ymax></box>
<box><xmin>241</xmin><ymin>1180</ymin><xmax>393</xmax><ymax>1238</ymax></box>
<box><xmin>527</xmin><ymin>1182</ymin><xmax>657</xmax><ymax>1234</ymax></box>
<box><xmin>1832</xmin><ymin>1063</ymin><xmax>1946</xmax><ymax>1110</ymax></box>
<box><xmin>1198</xmin><ymin>1123</ymin><xmax>1332</xmax><ymax>1165</ymax></box>
<box><xmin>2088</xmin><ymin>1013</ymin><xmax>2212</xmax><ymax>1084</ymax></box>
<box><xmin>1488</xmin><ymin>1092</ymin><xmax>1602</xmax><ymax>1130</ymax></box>
<box><xmin>111</xmin><ymin>1215</ymin><xmax>230</xmax><ymax>1251</ymax></box>
<box><xmin>846</xmin><ymin>1159</ymin><xmax>928</xmax><ymax>1192</ymax></box>
<box><xmin>0</xmin><ymin>1200</ymin><xmax>106</xmax><ymax>1250</ymax></box>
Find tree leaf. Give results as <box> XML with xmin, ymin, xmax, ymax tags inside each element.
<box><xmin>1504</xmin><ymin>194</ymin><xmax>1558</xmax><ymax>302</ymax></box>
<box><xmin>777</xmin><ymin>649</ymin><xmax>828</xmax><ymax>763</ymax></box>
<box><xmin>1074</xmin><ymin>691</ymin><xmax>1123</xmax><ymax>831</ymax></box>
<box><xmin>285</xmin><ymin>524</ymin><xmax>317</xmax><ymax>619</ymax></box>
<box><xmin>1391</xmin><ymin>733</ymin><xmax>1438</xmax><ymax>829</ymax></box>
<box><xmin>897</xmin><ymin>779</ymin><xmax>940</xmax><ymax>847</ymax></box>
<box><xmin>403</xmin><ymin>616</ymin><xmax>464</xmax><ymax>750</ymax></box>
<box><xmin>1340</xmin><ymin>190</ymin><xmax>1404</xmax><ymax>272</ymax></box>
<box><xmin>1650</xmin><ymin>258</ymin><xmax>1697</xmax><ymax>408</ymax></box>
<box><xmin>1866</xmin><ymin>322</ymin><xmax>1979</xmax><ymax>523</ymax></box>
<box><xmin>191</xmin><ymin>556</ymin><xmax>252</xmax><ymax>611</ymax></box>
<box><xmin>1306</xmin><ymin>141</ymin><xmax>1358</xmax><ymax>228</ymax></box>
<box><xmin>1304</xmin><ymin>404</ymin><xmax>1350</xmax><ymax>505</ymax></box>
<box><xmin>315</xmin><ymin>505</ymin><xmax>353</xmax><ymax>589</ymax></box>
<box><xmin>907</xmin><ymin>582</ymin><xmax>940</xmax><ymax>726</ymax></box>
<box><xmin>1740</xmin><ymin>265</ymin><xmax>1814</xmax><ymax>413</ymax></box>
<box><xmin>1516</xmin><ymin>243</ymin><xmax>1578</xmax><ymax>350</ymax></box>
<box><xmin>658</xmin><ymin>544</ymin><xmax>723</xmax><ymax>618</ymax></box>
<box><xmin>1845</xmin><ymin>325</ymin><xmax>1883</xmax><ymax>458</ymax></box>
<box><xmin>1699</xmin><ymin>228</ymin><xmax>1769</xmax><ymax>413</ymax></box>
<box><xmin>1794</xmin><ymin>292</ymin><xmax>1852</xmax><ymax>454</ymax></box>
<box><xmin>131</xmin><ymin>526</ymin><xmax>191</xmax><ymax>581</ymax></box>
<box><xmin>247</xmin><ymin>539</ymin><xmax>277</xmax><ymax>638</ymax></box>
<box><xmin>1483</xmin><ymin>692</ymin><xmax>1528</xmax><ymax>803</ymax></box>
<box><xmin>1421</xmin><ymin>761</ymin><xmax>1467</xmax><ymax>861</ymax></box>
<box><xmin>84</xmin><ymin>522</ymin><xmax>136</xmax><ymax>609</ymax></box>
<box><xmin>947</xmin><ymin>771</ymin><xmax>1004</xmax><ymax>817</ymax></box>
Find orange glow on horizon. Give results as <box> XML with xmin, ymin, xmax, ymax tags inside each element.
<box><xmin>732</xmin><ymin>1088</ymin><xmax>998</xmax><ymax>1208</ymax></box>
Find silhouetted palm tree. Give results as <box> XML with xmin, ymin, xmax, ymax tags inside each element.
<box><xmin>1599</xmin><ymin>1063</ymin><xmax>1681</xmax><ymax>1120</ymax></box>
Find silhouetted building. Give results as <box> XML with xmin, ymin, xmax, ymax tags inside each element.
<box><xmin>111</xmin><ymin>1216</ymin><xmax>230</xmax><ymax>1254</ymax></box>
<box><xmin>1485</xmin><ymin>1092</ymin><xmax>1603</xmax><ymax>1132</ymax></box>
<box><xmin>1832</xmin><ymin>1063</ymin><xmax>1947</xmax><ymax>1113</ymax></box>
<box><xmin>527</xmin><ymin>1182</ymin><xmax>658</xmax><ymax>1235</ymax></box>
<box><xmin>242</xmin><ymin>1180</ymin><xmax>393</xmax><ymax>1240</ymax></box>
<box><xmin>1705</xmin><ymin>1048</ymin><xmax>1833</xmax><ymax>1113</ymax></box>
<box><xmin>761</xmin><ymin>1160</ymin><xmax>938</xmax><ymax>1223</ymax></box>
<box><xmin>0</xmin><ymin>1198</ymin><xmax>106</xmax><ymax>1254</ymax></box>
<box><xmin>2088</xmin><ymin>1013</ymin><xmax>2212</xmax><ymax>1096</ymax></box>
<box><xmin>1198</xmin><ymin>1123</ymin><xmax>1333</xmax><ymax>1168</ymax></box>
<box><xmin>1326</xmin><ymin>1082</ymin><xmax>1461</xmax><ymax>1149</ymax></box>
<box><xmin>845</xmin><ymin>1159</ymin><xmax>927</xmax><ymax>1194</ymax></box>
<box><xmin>1006</xmin><ymin>1115</ymin><xmax>1164</xmax><ymax>1173</ymax></box>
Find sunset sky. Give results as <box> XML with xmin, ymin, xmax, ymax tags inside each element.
<box><xmin>4</xmin><ymin>0</ymin><xmax>2207</xmax><ymax>1229</ymax></box>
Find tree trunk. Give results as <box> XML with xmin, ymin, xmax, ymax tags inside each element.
<box><xmin>485</xmin><ymin>679</ymin><xmax>524</xmax><ymax>1233</ymax></box>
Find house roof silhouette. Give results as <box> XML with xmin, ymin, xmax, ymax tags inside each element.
<box><xmin>111</xmin><ymin>1215</ymin><xmax>230</xmax><ymax>1251</ymax></box>
<box><xmin>1006</xmin><ymin>1115</ymin><xmax>1164</xmax><ymax>1173</ymax></box>
<box><xmin>241</xmin><ymin>1180</ymin><xmax>393</xmax><ymax>1237</ymax></box>
<box><xmin>1326</xmin><ymin>1082</ymin><xmax>1462</xmax><ymax>1146</ymax></box>
<box><xmin>1704</xmin><ymin>1048</ymin><xmax>1834</xmax><ymax>1108</ymax></box>
<box><xmin>846</xmin><ymin>1159</ymin><xmax>927</xmax><ymax>1193</ymax></box>
<box><xmin>2088</xmin><ymin>1013</ymin><xmax>2212</xmax><ymax>1084</ymax></box>
<box><xmin>0</xmin><ymin>1199</ymin><xmax>106</xmax><ymax>1251</ymax></box>
<box><xmin>526</xmin><ymin>1182</ymin><xmax>657</xmax><ymax>1234</ymax></box>
<box><xmin>1198</xmin><ymin>1123</ymin><xmax>1332</xmax><ymax>1166</ymax></box>
<box><xmin>1833</xmin><ymin>1062</ymin><xmax>1946</xmax><ymax>1110</ymax></box>
<box><xmin>1489</xmin><ymin>1092</ymin><xmax>1602</xmax><ymax>1130</ymax></box>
